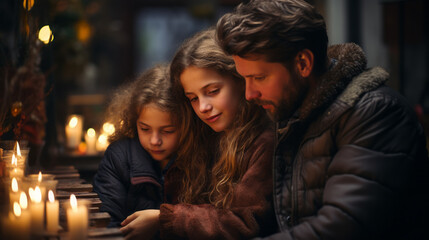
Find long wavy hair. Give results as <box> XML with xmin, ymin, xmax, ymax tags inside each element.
<box><xmin>171</xmin><ymin>28</ymin><xmax>272</xmax><ymax>208</ymax></box>
<box><xmin>104</xmin><ymin>64</ymin><xmax>190</xmax><ymax>150</ymax></box>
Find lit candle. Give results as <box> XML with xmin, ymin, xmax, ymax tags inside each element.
<box><xmin>46</xmin><ymin>190</ymin><xmax>59</xmax><ymax>233</ymax></box>
<box><xmin>29</xmin><ymin>186</ymin><xmax>44</xmax><ymax>233</ymax></box>
<box><xmin>18</xmin><ymin>192</ymin><xmax>31</xmax><ymax>239</ymax></box>
<box><xmin>96</xmin><ymin>133</ymin><xmax>109</xmax><ymax>152</ymax></box>
<box><xmin>1</xmin><ymin>202</ymin><xmax>31</xmax><ymax>240</ymax></box>
<box><xmin>85</xmin><ymin>128</ymin><xmax>97</xmax><ymax>154</ymax></box>
<box><xmin>65</xmin><ymin>114</ymin><xmax>83</xmax><ymax>149</ymax></box>
<box><xmin>9</xmin><ymin>154</ymin><xmax>24</xmax><ymax>178</ymax></box>
<box><xmin>67</xmin><ymin>194</ymin><xmax>88</xmax><ymax>239</ymax></box>
<box><xmin>9</xmin><ymin>178</ymin><xmax>20</xmax><ymax>208</ymax></box>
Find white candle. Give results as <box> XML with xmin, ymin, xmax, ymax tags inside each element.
<box><xmin>9</xmin><ymin>154</ymin><xmax>24</xmax><ymax>178</ymax></box>
<box><xmin>96</xmin><ymin>133</ymin><xmax>109</xmax><ymax>152</ymax></box>
<box><xmin>9</xmin><ymin>178</ymin><xmax>20</xmax><ymax>208</ymax></box>
<box><xmin>29</xmin><ymin>186</ymin><xmax>44</xmax><ymax>233</ymax></box>
<box><xmin>67</xmin><ymin>194</ymin><xmax>88</xmax><ymax>239</ymax></box>
<box><xmin>46</xmin><ymin>190</ymin><xmax>59</xmax><ymax>233</ymax></box>
<box><xmin>65</xmin><ymin>115</ymin><xmax>83</xmax><ymax>149</ymax></box>
<box><xmin>1</xmin><ymin>202</ymin><xmax>31</xmax><ymax>240</ymax></box>
<box><xmin>18</xmin><ymin>192</ymin><xmax>31</xmax><ymax>239</ymax></box>
<box><xmin>85</xmin><ymin>128</ymin><xmax>97</xmax><ymax>154</ymax></box>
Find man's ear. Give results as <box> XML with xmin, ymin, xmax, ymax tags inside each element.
<box><xmin>294</xmin><ymin>49</ymin><xmax>314</xmax><ymax>78</ymax></box>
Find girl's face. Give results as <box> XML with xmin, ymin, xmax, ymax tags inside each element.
<box><xmin>136</xmin><ymin>103</ymin><xmax>180</xmax><ymax>166</ymax></box>
<box><xmin>180</xmin><ymin>66</ymin><xmax>241</xmax><ymax>132</ymax></box>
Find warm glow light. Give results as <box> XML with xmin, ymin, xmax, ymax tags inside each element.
<box><xmin>19</xmin><ymin>192</ymin><xmax>28</xmax><ymax>210</ymax></box>
<box><xmin>28</xmin><ymin>187</ymin><xmax>34</xmax><ymax>202</ymax></box>
<box><xmin>38</xmin><ymin>25</ymin><xmax>54</xmax><ymax>44</ymax></box>
<box><xmin>16</xmin><ymin>141</ymin><xmax>21</xmax><ymax>157</ymax></box>
<box><xmin>98</xmin><ymin>134</ymin><xmax>108</xmax><ymax>144</ymax></box>
<box><xmin>38</xmin><ymin>171</ymin><xmax>42</xmax><ymax>182</ymax></box>
<box><xmin>11</xmin><ymin>154</ymin><xmax>17</xmax><ymax>167</ymax></box>
<box><xmin>11</xmin><ymin>178</ymin><xmax>18</xmax><ymax>192</ymax></box>
<box><xmin>69</xmin><ymin>116</ymin><xmax>78</xmax><ymax>128</ymax></box>
<box><xmin>87</xmin><ymin>128</ymin><xmax>96</xmax><ymax>137</ymax></box>
<box><xmin>13</xmin><ymin>202</ymin><xmax>22</xmax><ymax>217</ymax></box>
<box><xmin>70</xmin><ymin>194</ymin><xmax>77</xmax><ymax>211</ymax></box>
<box><xmin>23</xmin><ymin>0</ymin><xmax>35</xmax><ymax>11</ymax></box>
<box><xmin>34</xmin><ymin>186</ymin><xmax>42</xmax><ymax>203</ymax></box>
<box><xmin>48</xmin><ymin>190</ymin><xmax>55</xmax><ymax>203</ymax></box>
<box><xmin>102</xmin><ymin>122</ymin><xmax>115</xmax><ymax>136</ymax></box>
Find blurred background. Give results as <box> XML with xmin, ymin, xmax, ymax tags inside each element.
<box><xmin>1</xmin><ymin>0</ymin><xmax>428</xmax><ymax>181</ymax></box>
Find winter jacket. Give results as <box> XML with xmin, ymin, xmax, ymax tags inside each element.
<box><xmin>256</xmin><ymin>44</ymin><xmax>429</xmax><ymax>239</ymax></box>
<box><xmin>159</xmin><ymin>129</ymin><xmax>277</xmax><ymax>240</ymax></box>
<box><xmin>93</xmin><ymin>137</ymin><xmax>169</xmax><ymax>227</ymax></box>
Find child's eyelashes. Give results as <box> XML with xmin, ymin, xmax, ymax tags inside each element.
<box><xmin>208</xmin><ymin>89</ymin><xmax>219</xmax><ymax>95</ymax></box>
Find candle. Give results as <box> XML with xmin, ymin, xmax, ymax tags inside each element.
<box><xmin>9</xmin><ymin>154</ymin><xmax>24</xmax><ymax>178</ymax></box>
<box><xmin>96</xmin><ymin>133</ymin><xmax>109</xmax><ymax>152</ymax></box>
<box><xmin>29</xmin><ymin>186</ymin><xmax>44</xmax><ymax>233</ymax></box>
<box><xmin>65</xmin><ymin>114</ymin><xmax>83</xmax><ymax>149</ymax></box>
<box><xmin>18</xmin><ymin>191</ymin><xmax>31</xmax><ymax>240</ymax></box>
<box><xmin>1</xmin><ymin>201</ymin><xmax>31</xmax><ymax>240</ymax></box>
<box><xmin>9</xmin><ymin>178</ymin><xmax>20</xmax><ymax>209</ymax></box>
<box><xmin>67</xmin><ymin>194</ymin><xmax>88</xmax><ymax>239</ymax></box>
<box><xmin>85</xmin><ymin>128</ymin><xmax>97</xmax><ymax>154</ymax></box>
<box><xmin>46</xmin><ymin>190</ymin><xmax>59</xmax><ymax>233</ymax></box>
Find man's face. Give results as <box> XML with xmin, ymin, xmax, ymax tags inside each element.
<box><xmin>233</xmin><ymin>55</ymin><xmax>309</xmax><ymax>121</ymax></box>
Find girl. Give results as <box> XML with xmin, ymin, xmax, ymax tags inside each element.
<box><xmin>93</xmin><ymin>64</ymin><xmax>189</xmax><ymax>228</ymax></box>
<box><xmin>121</xmin><ymin>29</ymin><xmax>276</xmax><ymax>239</ymax></box>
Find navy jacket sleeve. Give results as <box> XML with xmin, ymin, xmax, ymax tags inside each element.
<box><xmin>93</xmin><ymin>143</ymin><xmax>129</xmax><ymax>227</ymax></box>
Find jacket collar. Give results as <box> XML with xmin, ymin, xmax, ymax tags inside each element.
<box><xmin>278</xmin><ymin>43</ymin><xmax>368</xmax><ymax>134</ymax></box>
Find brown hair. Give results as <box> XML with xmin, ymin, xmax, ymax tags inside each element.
<box><xmin>216</xmin><ymin>0</ymin><xmax>328</xmax><ymax>75</ymax></box>
<box><xmin>170</xmin><ymin>28</ymin><xmax>272</xmax><ymax>208</ymax></box>
<box><xmin>105</xmin><ymin>64</ymin><xmax>189</xmax><ymax>150</ymax></box>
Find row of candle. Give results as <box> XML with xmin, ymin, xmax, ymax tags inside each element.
<box><xmin>2</xmin><ymin>174</ymin><xmax>89</xmax><ymax>239</ymax></box>
<box><xmin>3</xmin><ymin>191</ymin><xmax>87</xmax><ymax>239</ymax></box>
<box><xmin>65</xmin><ymin>114</ymin><xmax>114</xmax><ymax>153</ymax></box>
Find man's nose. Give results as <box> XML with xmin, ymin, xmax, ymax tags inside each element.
<box><xmin>245</xmin><ymin>80</ymin><xmax>261</xmax><ymax>101</ymax></box>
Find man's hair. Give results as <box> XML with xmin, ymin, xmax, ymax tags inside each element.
<box><xmin>216</xmin><ymin>0</ymin><xmax>328</xmax><ymax>75</ymax></box>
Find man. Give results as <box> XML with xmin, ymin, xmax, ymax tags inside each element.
<box><xmin>216</xmin><ymin>0</ymin><xmax>429</xmax><ymax>239</ymax></box>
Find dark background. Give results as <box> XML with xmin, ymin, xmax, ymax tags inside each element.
<box><xmin>1</xmin><ymin>0</ymin><xmax>428</xmax><ymax>181</ymax></box>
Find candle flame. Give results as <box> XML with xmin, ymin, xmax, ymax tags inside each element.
<box><xmin>38</xmin><ymin>171</ymin><xmax>42</xmax><ymax>182</ymax></box>
<box><xmin>13</xmin><ymin>202</ymin><xmax>22</xmax><ymax>217</ymax></box>
<box><xmin>70</xmin><ymin>194</ymin><xmax>77</xmax><ymax>211</ymax></box>
<box><xmin>28</xmin><ymin>187</ymin><xmax>34</xmax><ymax>201</ymax></box>
<box><xmin>16</xmin><ymin>141</ymin><xmax>21</xmax><ymax>156</ymax></box>
<box><xmin>11</xmin><ymin>177</ymin><xmax>18</xmax><ymax>192</ymax></box>
<box><xmin>19</xmin><ymin>192</ymin><xmax>28</xmax><ymax>210</ymax></box>
<box><xmin>11</xmin><ymin>154</ymin><xmax>17</xmax><ymax>167</ymax></box>
<box><xmin>87</xmin><ymin>128</ymin><xmax>96</xmax><ymax>137</ymax></box>
<box><xmin>69</xmin><ymin>116</ymin><xmax>79</xmax><ymax>128</ymax></box>
<box><xmin>102</xmin><ymin>122</ymin><xmax>115</xmax><ymax>136</ymax></box>
<box><xmin>30</xmin><ymin>186</ymin><xmax>42</xmax><ymax>203</ymax></box>
<box><xmin>48</xmin><ymin>190</ymin><xmax>55</xmax><ymax>203</ymax></box>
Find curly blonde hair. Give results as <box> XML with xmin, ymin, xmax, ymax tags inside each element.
<box><xmin>171</xmin><ymin>28</ymin><xmax>272</xmax><ymax>208</ymax></box>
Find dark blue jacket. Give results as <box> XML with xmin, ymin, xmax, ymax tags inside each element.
<box><xmin>93</xmin><ymin>137</ymin><xmax>167</xmax><ymax>227</ymax></box>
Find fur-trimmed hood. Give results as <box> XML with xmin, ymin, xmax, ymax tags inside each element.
<box><xmin>283</xmin><ymin>43</ymin><xmax>388</xmax><ymax>125</ymax></box>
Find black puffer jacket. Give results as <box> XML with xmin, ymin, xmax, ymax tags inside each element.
<box><xmin>93</xmin><ymin>137</ymin><xmax>168</xmax><ymax>227</ymax></box>
<box><xmin>259</xmin><ymin>44</ymin><xmax>429</xmax><ymax>239</ymax></box>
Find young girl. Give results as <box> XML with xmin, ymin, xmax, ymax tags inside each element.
<box><xmin>93</xmin><ymin>64</ymin><xmax>189</xmax><ymax>228</ymax></box>
<box><xmin>121</xmin><ymin>29</ymin><xmax>276</xmax><ymax>239</ymax></box>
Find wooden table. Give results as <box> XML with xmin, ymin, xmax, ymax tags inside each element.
<box><xmin>46</xmin><ymin>165</ymin><xmax>123</xmax><ymax>239</ymax></box>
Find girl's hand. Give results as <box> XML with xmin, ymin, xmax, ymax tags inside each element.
<box><xmin>120</xmin><ymin>209</ymin><xmax>160</xmax><ymax>240</ymax></box>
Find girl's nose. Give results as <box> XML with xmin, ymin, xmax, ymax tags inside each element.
<box><xmin>199</xmin><ymin>98</ymin><xmax>212</xmax><ymax>113</ymax></box>
<box><xmin>150</xmin><ymin>133</ymin><xmax>162</xmax><ymax>146</ymax></box>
